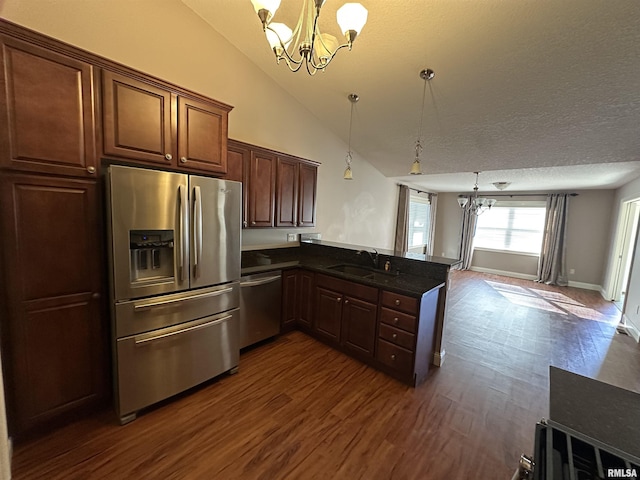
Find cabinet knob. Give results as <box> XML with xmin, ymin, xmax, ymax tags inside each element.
<box><xmin>180</xmin><ymin>157</ymin><xmax>187</xmax><ymax>164</ymax></box>
<box><xmin>393</xmin><ymin>317</ymin><xmax>399</xmax><ymax>324</ymax></box>
<box><xmin>251</xmin><ymin>221</ymin><xmax>256</xmax><ymax>225</ymax></box>
<box><xmin>337</xmin><ymin>297</ymin><xmax>342</xmax><ymax>302</ymax></box>
<box><xmin>165</xmin><ymin>153</ymin><xmax>173</xmax><ymax>161</ymax></box>
<box><xmin>395</xmin><ymin>299</ymin><xmax>401</xmax><ymax>306</ymax></box>
<box><xmin>344</xmin><ymin>299</ymin><xmax>349</xmax><ymax>304</ymax></box>
<box><xmin>86</xmin><ymin>166</ymin><xmax>96</xmax><ymax>174</ymax></box>
<box><xmin>91</xmin><ymin>292</ymin><xmax>101</xmax><ymax>299</ymax></box>
<box><xmin>243</xmin><ymin>221</ymin><xmax>248</xmax><ymax>227</ymax></box>
<box><xmin>390</xmin><ymin>354</ymin><xmax>396</xmax><ymax>361</ymax></box>
<box><xmin>392</xmin><ymin>333</ymin><xmax>397</xmax><ymax>339</ymax></box>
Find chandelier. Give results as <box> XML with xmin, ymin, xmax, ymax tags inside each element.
<box><xmin>410</xmin><ymin>68</ymin><xmax>435</xmax><ymax>175</ymax></box>
<box><xmin>457</xmin><ymin>172</ymin><xmax>496</xmax><ymax>215</ymax></box>
<box><xmin>250</xmin><ymin>0</ymin><xmax>368</xmax><ymax>75</ymax></box>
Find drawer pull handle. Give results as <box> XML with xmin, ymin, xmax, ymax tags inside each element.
<box><xmin>395</xmin><ymin>299</ymin><xmax>401</xmax><ymax>306</ymax></box>
<box><xmin>393</xmin><ymin>317</ymin><xmax>399</xmax><ymax>324</ymax></box>
<box><xmin>392</xmin><ymin>333</ymin><xmax>397</xmax><ymax>339</ymax></box>
<box><xmin>390</xmin><ymin>354</ymin><xmax>396</xmax><ymax>361</ymax></box>
<box><xmin>134</xmin><ymin>314</ymin><xmax>232</xmax><ymax>345</ymax></box>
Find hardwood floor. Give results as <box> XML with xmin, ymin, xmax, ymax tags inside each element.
<box><xmin>10</xmin><ymin>271</ymin><xmax>638</xmax><ymax>479</ymax></box>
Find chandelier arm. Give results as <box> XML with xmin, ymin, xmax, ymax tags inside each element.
<box><xmin>308</xmin><ymin>43</ymin><xmax>351</xmax><ymax>70</ymax></box>
<box><xmin>265</xmin><ymin>25</ymin><xmax>304</xmax><ymax>67</ymax></box>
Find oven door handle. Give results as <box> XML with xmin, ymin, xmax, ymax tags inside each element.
<box><xmin>134</xmin><ymin>314</ymin><xmax>233</xmax><ymax>345</ymax></box>
<box><xmin>133</xmin><ymin>287</ymin><xmax>234</xmax><ymax>311</ymax></box>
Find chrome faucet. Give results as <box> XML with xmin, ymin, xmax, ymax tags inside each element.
<box><xmin>357</xmin><ymin>249</ymin><xmax>379</xmax><ymax>269</ymax></box>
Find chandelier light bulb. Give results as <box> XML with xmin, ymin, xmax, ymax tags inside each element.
<box><xmin>336</xmin><ymin>3</ymin><xmax>368</xmax><ymax>41</ymax></box>
<box><xmin>265</xmin><ymin>22</ymin><xmax>293</xmax><ymax>53</ymax></box>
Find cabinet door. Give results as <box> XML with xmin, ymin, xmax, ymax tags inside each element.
<box><xmin>298</xmin><ymin>162</ymin><xmax>317</xmax><ymax>227</ymax></box>
<box><xmin>314</xmin><ymin>287</ymin><xmax>342</xmax><ymax>344</ymax></box>
<box><xmin>276</xmin><ymin>156</ymin><xmax>299</xmax><ymax>227</ymax></box>
<box><xmin>341</xmin><ymin>296</ymin><xmax>377</xmax><ymax>357</ymax></box>
<box><xmin>298</xmin><ymin>270</ymin><xmax>315</xmax><ymax>329</ymax></box>
<box><xmin>226</xmin><ymin>141</ymin><xmax>249</xmax><ymax>227</ymax></box>
<box><xmin>281</xmin><ymin>269</ymin><xmax>299</xmax><ymax>330</ymax></box>
<box><xmin>0</xmin><ymin>36</ymin><xmax>97</xmax><ymax>177</ymax></box>
<box><xmin>247</xmin><ymin>149</ymin><xmax>276</xmax><ymax>227</ymax></box>
<box><xmin>177</xmin><ymin>96</ymin><xmax>228</xmax><ymax>174</ymax></box>
<box><xmin>102</xmin><ymin>70</ymin><xmax>175</xmax><ymax>166</ymax></box>
<box><xmin>0</xmin><ymin>174</ymin><xmax>107</xmax><ymax>436</ymax></box>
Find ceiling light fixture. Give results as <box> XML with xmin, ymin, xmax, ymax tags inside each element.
<box><xmin>458</xmin><ymin>172</ymin><xmax>496</xmax><ymax>215</ymax></box>
<box><xmin>343</xmin><ymin>93</ymin><xmax>359</xmax><ymax>180</ymax></box>
<box><xmin>250</xmin><ymin>0</ymin><xmax>368</xmax><ymax>75</ymax></box>
<box><xmin>410</xmin><ymin>68</ymin><xmax>435</xmax><ymax>175</ymax></box>
<box><xmin>493</xmin><ymin>181</ymin><xmax>511</xmax><ymax>190</ymax></box>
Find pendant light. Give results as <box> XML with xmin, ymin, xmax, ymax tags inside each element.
<box><xmin>410</xmin><ymin>68</ymin><xmax>435</xmax><ymax>175</ymax></box>
<box><xmin>344</xmin><ymin>93</ymin><xmax>359</xmax><ymax>180</ymax></box>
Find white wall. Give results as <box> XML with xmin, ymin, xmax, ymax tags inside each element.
<box><xmin>605</xmin><ymin>176</ymin><xmax>640</xmax><ymax>338</ymax></box>
<box><xmin>0</xmin><ymin>0</ymin><xmax>398</xmax><ymax>250</ymax></box>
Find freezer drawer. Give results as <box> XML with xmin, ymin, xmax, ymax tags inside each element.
<box><xmin>114</xmin><ymin>282</ymin><xmax>239</xmax><ymax>338</ymax></box>
<box><xmin>116</xmin><ymin>309</ymin><xmax>239</xmax><ymax>422</ymax></box>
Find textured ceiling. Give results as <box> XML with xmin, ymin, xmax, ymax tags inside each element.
<box><xmin>183</xmin><ymin>0</ymin><xmax>640</xmax><ymax>192</ymax></box>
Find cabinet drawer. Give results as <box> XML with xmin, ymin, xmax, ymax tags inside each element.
<box><xmin>381</xmin><ymin>291</ymin><xmax>418</xmax><ymax>315</ymax></box>
<box><xmin>315</xmin><ymin>273</ymin><xmax>378</xmax><ymax>303</ymax></box>
<box><xmin>380</xmin><ymin>307</ymin><xmax>417</xmax><ymax>333</ymax></box>
<box><xmin>376</xmin><ymin>339</ymin><xmax>414</xmax><ymax>374</ymax></box>
<box><xmin>379</xmin><ymin>323</ymin><xmax>415</xmax><ymax>351</ymax></box>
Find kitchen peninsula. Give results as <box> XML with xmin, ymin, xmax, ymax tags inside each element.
<box><xmin>241</xmin><ymin>239</ymin><xmax>460</xmax><ymax>386</ymax></box>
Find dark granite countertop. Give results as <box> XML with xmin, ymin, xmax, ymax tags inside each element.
<box><xmin>550</xmin><ymin>366</ymin><xmax>640</xmax><ymax>458</ymax></box>
<box><xmin>241</xmin><ymin>244</ymin><xmax>447</xmax><ymax>297</ymax></box>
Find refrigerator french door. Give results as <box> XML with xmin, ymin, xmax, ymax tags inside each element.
<box><xmin>106</xmin><ymin>165</ymin><xmax>241</xmax><ymax>424</ymax></box>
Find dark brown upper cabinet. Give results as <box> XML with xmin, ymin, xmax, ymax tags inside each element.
<box><xmin>102</xmin><ymin>71</ymin><xmax>230</xmax><ymax>174</ymax></box>
<box><xmin>247</xmin><ymin>149</ymin><xmax>277</xmax><ymax>227</ymax></box>
<box><xmin>276</xmin><ymin>157</ymin><xmax>318</xmax><ymax>228</ymax></box>
<box><xmin>0</xmin><ymin>36</ymin><xmax>98</xmax><ymax>178</ymax></box>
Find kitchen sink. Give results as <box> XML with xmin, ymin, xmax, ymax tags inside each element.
<box><xmin>326</xmin><ymin>264</ymin><xmax>375</xmax><ymax>277</ymax></box>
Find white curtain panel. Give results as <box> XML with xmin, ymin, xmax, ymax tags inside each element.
<box><xmin>427</xmin><ymin>193</ymin><xmax>438</xmax><ymax>256</ymax></box>
<box><xmin>458</xmin><ymin>196</ymin><xmax>478</xmax><ymax>270</ymax></box>
<box><xmin>394</xmin><ymin>185</ymin><xmax>410</xmax><ymax>256</ymax></box>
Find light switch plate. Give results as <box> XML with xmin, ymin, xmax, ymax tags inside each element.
<box><xmin>287</xmin><ymin>233</ymin><xmax>297</xmax><ymax>242</ymax></box>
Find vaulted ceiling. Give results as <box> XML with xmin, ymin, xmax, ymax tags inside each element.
<box><xmin>183</xmin><ymin>0</ymin><xmax>640</xmax><ymax>192</ymax></box>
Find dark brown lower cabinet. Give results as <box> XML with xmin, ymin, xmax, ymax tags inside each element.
<box><xmin>298</xmin><ymin>270</ymin><xmax>314</xmax><ymax>329</ymax></box>
<box><xmin>341</xmin><ymin>296</ymin><xmax>377</xmax><ymax>358</ymax></box>
<box><xmin>314</xmin><ymin>286</ymin><xmax>343</xmax><ymax>343</ymax></box>
<box><xmin>0</xmin><ymin>173</ymin><xmax>108</xmax><ymax>438</ymax></box>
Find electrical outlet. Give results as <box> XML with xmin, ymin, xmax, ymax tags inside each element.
<box><xmin>569</xmin><ymin>268</ymin><xmax>575</xmax><ymax>275</ymax></box>
<box><xmin>287</xmin><ymin>233</ymin><xmax>297</xmax><ymax>242</ymax></box>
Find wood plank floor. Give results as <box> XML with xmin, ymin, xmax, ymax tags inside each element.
<box><xmin>11</xmin><ymin>270</ymin><xmax>639</xmax><ymax>479</ymax></box>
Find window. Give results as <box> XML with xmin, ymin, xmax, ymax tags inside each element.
<box><xmin>408</xmin><ymin>193</ymin><xmax>431</xmax><ymax>249</ymax></box>
<box><xmin>474</xmin><ymin>201</ymin><xmax>546</xmax><ymax>254</ymax></box>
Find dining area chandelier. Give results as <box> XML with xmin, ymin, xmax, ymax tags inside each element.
<box><xmin>250</xmin><ymin>0</ymin><xmax>368</xmax><ymax>75</ymax></box>
<box><xmin>457</xmin><ymin>172</ymin><xmax>497</xmax><ymax>216</ymax></box>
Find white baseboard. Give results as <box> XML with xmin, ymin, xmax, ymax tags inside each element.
<box><xmin>469</xmin><ymin>266</ymin><xmax>537</xmax><ymax>281</ymax></box>
<box><xmin>622</xmin><ymin>314</ymin><xmax>640</xmax><ymax>342</ymax></box>
<box><xmin>433</xmin><ymin>349</ymin><xmax>445</xmax><ymax>367</ymax></box>
<box><xmin>469</xmin><ymin>267</ymin><xmax>602</xmax><ymax>292</ymax></box>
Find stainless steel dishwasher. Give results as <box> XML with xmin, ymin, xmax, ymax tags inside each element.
<box><xmin>239</xmin><ymin>271</ymin><xmax>282</xmax><ymax>348</ymax></box>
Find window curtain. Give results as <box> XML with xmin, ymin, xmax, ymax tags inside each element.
<box><xmin>394</xmin><ymin>185</ymin><xmax>410</xmax><ymax>255</ymax></box>
<box><xmin>457</xmin><ymin>196</ymin><xmax>477</xmax><ymax>270</ymax></box>
<box><xmin>426</xmin><ymin>193</ymin><xmax>438</xmax><ymax>256</ymax></box>
<box><xmin>536</xmin><ymin>193</ymin><xmax>570</xmax><ymax>286</ymax></box>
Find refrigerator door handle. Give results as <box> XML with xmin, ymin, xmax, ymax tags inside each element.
<box><xmin>132</xmin><ymin>286</ymin><xmax>234</xmax><ymax>311</ymax></box>
<box><xmin>193</xmin><ymin>185</ymin><xmax>203</xmax><ymax>278</ymax></box>
<box><xmin>178</xmin><ymin>184</ymin><xmax>187</xmax><ymax>282</ymax></box>
<box><xmin>134</xmin><ymin>314</ymin><xmax>233</xmax><ymax>345</ymax></box>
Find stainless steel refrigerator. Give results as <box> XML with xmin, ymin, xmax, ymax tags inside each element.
<box><xmin>105</xmin><ymin>165</ymin><xmax>241</xmax><ymax>424</ymax></box>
